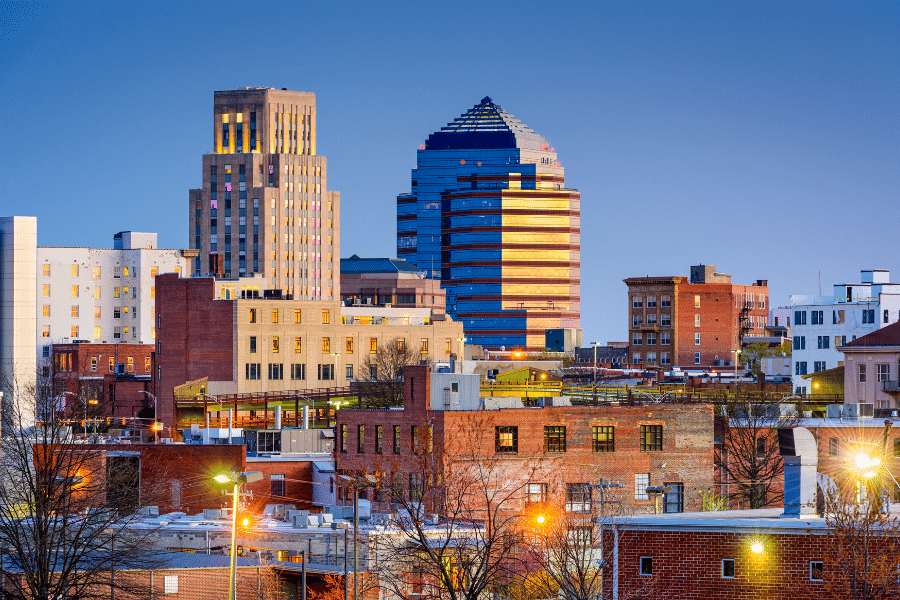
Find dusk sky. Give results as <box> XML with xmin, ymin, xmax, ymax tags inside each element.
<box><xmin>1</xmin><ymin>1</ymin><xmax>897</xmax><ymax>346</ymax></box>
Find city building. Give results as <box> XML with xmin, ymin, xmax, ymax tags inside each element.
<box><xmin>153</xmin><ymin>274</ymin><xmax>464</xmax><ymax>428</ymax></box>
<box><xmin>0</xmin><ymin>216</ymin><xmax>37</xmax><ymax>425</ymax></box>
<box><xmin>790</xmin><ymin>269</ymin><xmax>900</xmax><ymax>395</ymax></box>
<box><xmin>396</xmin><ymin>97</ymin><xmax>580</xmax><ymax>350</ymax></box>
<box><xmin>36</xmin><ymin>231</ymin><xmax>192</xmax><ymax>362</ymax></box>
<box><xmin>624</xmin><ymin>265</ymin><xmax>770</xmax><ymax>370</ymax></box>
<box><xmin>188</xmin><ymin>87</ymin><xmax>340</xmax><ymax>301</ymax></box>
<box><xmin>840</xmin><ymin>321</ymin><xmax>900</xmax><ymax>409</ymax></box>
<box><xmin>340</xmin><ymin>254</ymin><xmax>445</xmax><ymax>312</ymax></box>
<box><xmin>336</xmin><ymin>365</ymin><xmax>715</xmax><ymax>514</ymax></box>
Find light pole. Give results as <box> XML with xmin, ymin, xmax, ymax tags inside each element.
<box><xmin>331</xmin><ymin>352</ymin><xmax>341</xmax><ymax>387</ymax></box>
<box><xmin>732</xmin><ymin>349</ymin><xmax>741</xmax><ymax>394</ymax></box>
<box><xmin>214</xmin><ymin>471</ymin><xmax>263</xmax><ymax>600</ymax></box>
<box><xmin>456</xmin><ymin>337</ymin><xmax>466</xmax><ymax>373</ymax></box>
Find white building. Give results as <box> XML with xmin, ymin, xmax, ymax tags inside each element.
<box><xmin>0</xmin><ymin>216</ymin><xmax>37</xmax><ymax>426</ymax></box>
<box><xmin>790</xmin><ymin>269</ymin><xmax>900</xmax><ymax>394</ymax></box>
<box><xmin>36</xmin><ymin>232</ymin><xmax>196</xmax><ymax>362</ymax></box>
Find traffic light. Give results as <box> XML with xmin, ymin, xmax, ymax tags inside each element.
<box><xmin>121</xmin><ymin>418</ymin><xmax>126</xmax><ymax>425</ymax></box>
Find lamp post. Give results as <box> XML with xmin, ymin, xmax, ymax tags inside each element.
<box><xmin>456</xmin><ymin>337</ymin><xmax>466</xmax><ymax>373</ymax></box>
<box><xmin>331</xmin><ymin>352</ymin><xmax>341</xmax><ymax>387</ymax></box>
<box><xmin>214</xmin><ymin>471</ymin><xmax>263</xmax><ymax>600</ymax></box>
<box><xmin>732</xmin><ymin>349</ymin><xmax>741</xmax><ymax>394</ymax></box>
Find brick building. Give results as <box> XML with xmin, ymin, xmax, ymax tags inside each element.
<box><xmin>153</xmin><ymin>274</ymin><xmax>463</xmax><ymax>429</ymax></box>
<box><xmin>336</xmin><ymin>365</ymin><xmax>715</xmax><ymax>513</ymax></box>
<box><xmin>624</xmin><ymin>264</ymin><xmax>769</xmax><ymax>370</ymax></box>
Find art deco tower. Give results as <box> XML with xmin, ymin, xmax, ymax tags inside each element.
<box><xmin>397</xmin><ymin>97</ymin><xmax>580</xmax><ymax>350</ymax></box>
<box><xmin>190</xmin><ymin>88</ymin><xmax>340</xmax><ymax>300</ymax></box>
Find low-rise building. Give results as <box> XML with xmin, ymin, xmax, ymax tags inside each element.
<box><xmin>840</xmin><ymin>321</ymin><xmax>900</xmax><ymax>409</ymax></box>
<box><xmin>340</xmin><ymin>254</ymin><xmax>445</xmax><ymax>312</ymax></box>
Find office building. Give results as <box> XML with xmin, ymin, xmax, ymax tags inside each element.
<box><xmin>189</xmin><ymin>87</ymin><xmax>340</xmax><ymax>301</ymax></box>
<box><xmin>624</xmin><ymin>265</ymin><xmax>770</xmax><ymax>369</ymax></box>
<box><xmin>340</xmin><ymin>254</ymin><xmax>445</xmax><ymax>312</ymax></box>
<box><xmin>396</xmin><ymin>97</ymin><xmax>580</xmax><ymax>350</ymax></box>
<box><xmin>789</xmin><ymin>269</ymin><xmax>900</xmax><ymax>395</ymax></box>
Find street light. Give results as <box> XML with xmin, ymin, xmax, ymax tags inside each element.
<box><xmin>214</xmin><ymin>471</ymin><xmax>263</xmax><ymax>600</ymax></box>
<box><xmin>732</xmin><ymin>349</ymin><xmax>741</xmax><ymax>392</ymax></box>
<box><xmin>331</xmin><ymin>352</ymin><xmax>341</xmax><ymax>386</ymax></box>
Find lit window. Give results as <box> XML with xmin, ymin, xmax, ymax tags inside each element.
<box><xmin>592</xmin><ymin>425</ymin><xmax>614</xmax><ymax>452</ymax></box>
<box><xmin>272</xmin><ymin>336</ymin><xmax>280</xmax><ymax>353</ymax></box>
<box><xmin>397</xmin><ymin>338</ymin><xmax>406</xmax><ymax>352</ymax></box>
<box><xmin>71</xmin><ymin>264</ymin><xmax>78</xmax><ymax>277</ymax></box>
<box><xmin>294</xmin><ymin>337</ymin><xmax>302</xmax><ymax>352</ymax></box>
<box><xmin>346</xmin><ymin>337</ymin><xmax>353</xmax><ymax>353</ymax></box>
<box><xmin>151</xmin><ymin>287</ymin><xmax>155</xmax><ymax>298</ymax></box>
<box><xmin>42</xmin><ymin>305</ymin><xmax>50</xmax><ymax>317</ymax></box>
<box><xmin>272</xmin><ymin>308</ymin><xmax>279</xmax><ymax>323</ymax></box>
<box><xmin>114</xmin><ymin>287</ymin><xmax>121</xmax><ymax>298</ymax></box>
<box><xmin>322</xmin><ymin>337</ymin><xmax>330</xmax><ymax>353</ymax></box>
<box><xmin>123</xmin><ymin>266</ymin><xmax>129</xmax><ymax>277</ymax></box>
<box><xmin>94</xmin><ymin>306</ymin><xmax>101</xmax><ymax>318</ymax></box>
<box><xmin>321</xmin><ymin>310</ymin><xmax>330</xmax><ymax>324</ymax></box>
<box><xmin>71</xmin><ymin>326</ymin><xmax>78</xmax><ymax>338</ymax></box>
<box><xmin>164</xmin><ymin>575</ymin><xmax>178</xmax><ymax>594</ymax></box>
<box><xmin>94</xmin><ymin>287</ymin><xmax>101</xmax><ymax>299</ymax></box>
<box><xmin>421</xmin><ymin>338</ymin><xmax>428</xmax><ymax>353</ymax></box>
<box><xmin>694</xmin><ymin>314</ymin><xmax>700</xmax><ymax>327</ymax></box>
<box><xmin>544</xmin><ymin>426</ymin><xmax>566</xmax><ymax>452</ymax></box>
<box><xmin>42</xmin><ymin>325</ymin><xmax>50</xmax><ymax>338</ymax></box>
<box><xmin>495</xmin><ymin>426</ymin><xmax>518</xmax><ymax>453</ymax></box>
<box><xmin>641</xmin><ymin>425</ymin><xmax>663</xmax><ymax>451</ymax></box>
<box><xmin>370</xmin><ymin>338</ymin><xmax>377</xmax><ymax>354</ymax></box>
<box><xmin>294</xmin><ymin>309</ymin><xmax>302</xmax><ymax>323</ymax></box>
<box><xmin>42</xmin><ymin>264</ymin><xmax>50</xmax><ymax>277</ymax></box>
<box><xmin>150</xmin><ymin>267</ymin><xmax>158</xmax><ymax>278</ymax></box>
<box><xmin>694</xmin><ymin>295</ymin><xmax>700</xmax><ymax>308</ymax></box>
<box><xmin>71</xmin><ymin>285</ymin><xmax>79</xmax><ymax>298</ymax></box>
<box><xmin>42</xmin><ymin>284</ymin><xmax>50</xmax><ymax>297</ymax></box>
<box><xmin>71</xmin><ymin>305</ymin><xmax>79</xmax><ymax>318</ymax></box>
<box><xmin>91</xmin><ymin>357</ymin><xmax>97</xmax><ymax>371</ymax></box>
<box><xmin>145</xmin><ymin>356</ymin><xmax>151</xmax><ymax>372</ymax></box>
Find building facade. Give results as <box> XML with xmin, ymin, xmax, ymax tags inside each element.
<box><xmin>189</xmin><ymin>87</ymin><xmax>340</xmax><ymax>301</ymax></box>
<box><xmin>36</xmin><ymin>231</ymin><xmax>191</xmax><ymax>362</ymax></box>
<box><xmin>789</xmin><ymin>270</ymin><xmax>900</xmax><ymax>394</ymax></box>
<box><xmin>840</xmin><ymin>321</ymin><xmax>900</xmax><ymax>409</ymax></box>
<box><xmin>340</xmin><ymin>254</ymin><xmax>445</xmax><ymax>312</ymax></box>
<box><xmin>396</xmin><ymin>97</ymin><xmax>580</xmax><ymax>350</ymax></box>
<box><xmin>154</xmin><ymin>275</ymin><xmax>464</xmax><ymax>427</ymax></box>
<box><xmin>624</xmin><ymin>265</ymin><xmax>770</xmax><ymax>370</ymax></box>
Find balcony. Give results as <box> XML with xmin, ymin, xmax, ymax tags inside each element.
<box><xmin>882</xmin><ymin>380</ymin><xmax>900</xmax><ymax>393</ymax></box>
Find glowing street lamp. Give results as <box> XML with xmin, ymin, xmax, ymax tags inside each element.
<box><xmin>214</xmin><ymin>471</ymin><xmax>263</xmax><ymax>600</ymax></box>
<box><xmin>750</xmin><ymin>541</ymin><xmax>764</xmax><ymax>554</ymax></box>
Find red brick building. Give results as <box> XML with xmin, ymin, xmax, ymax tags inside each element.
<box><xmin>336</xmin><ymin>365</ymin><xmax>715</xmax><ymax>513</ymax></box>
<box><xmin>624</xmin><ymin>264</ymin><xmax>769</xmax><ymax>370</ymax></box>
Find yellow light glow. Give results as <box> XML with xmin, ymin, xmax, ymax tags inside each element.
<box><xmin>214</xmin><ymin>474</ymin><xmax>231</xmax><ymax>484</ymax></box>
<box><xmin>536</xmin><ymin>515</ymin><xmax>545</xmax><ymax>525</ymax></box>
<box><xmin>864</xmin><ymin>470</ymin><xmax>877</xmax><ymax>479</ymax></box>
<box><xmin>242</xmin><ymin>517</ymin><xmax>251</xmax><ymax>528</ymax></box>
<box><xmin>750</xmin><ymin>542</ymin><xmax>763</xmax><ymax>554</ymax></box>
<box><xmin>856</xmin><ymin>454</ymin><xmax>880</xmax><ymax>469</ymax></box>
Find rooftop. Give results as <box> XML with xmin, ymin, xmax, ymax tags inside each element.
<box><xmin>844</xmin><ymin>321</ymin><xmax>900</xmax><ymax>347</ymax></box>
<box><xmin>340</xmin><ymin>254</ymin><xmax>423</xmax><ymax>275</ymax></box>
<box><xmin>425</xmin><ymin>97</ymin><xmax>550</xmax><ymax>151</ymax></box>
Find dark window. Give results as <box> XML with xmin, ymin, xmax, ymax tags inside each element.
<box><xmin>592</xmin><ymin>425</ymin><xmax>614</xmax><ymax>452</ymax></box>
<box><xmin>357</xmin><ymin>425</ymin><xmax>365</xmax><ymax>453</ymax></box>
<box><xmin>317</xmin><ymin>364</ymin><xmax>334</xmax><ymax>380</ymax></box>
<box><xmin>565</xmin><ymin>483</ymin><xmax>590</xmax><ymax>512</ymax></box>
<box><xmin>291</xmin><ymin>364</ymin><xmax>306</xmax><ymax>380</ymax></box>
<box><xmin>393</xmin><ymin>425</ymin><xmax>401</xmax><ymax>454</ymax></box>
<box><xmin>830</xmin><ymin>438</ymin><xmax>839</xmax><ymax>457</ymax></box>
<box><xmin>810</xmin><ymin>561</ymin><xmax>823</xmax><ymax>582</ymax></box>
<box><xmin>525</xmin><ymin>483</ymin><xmax>547</xmax><ymax>504</ymax></box>
<box><xmin>495</xmin><ymin>426</ymin><xmax>518</xmax><ymax>453</ymax></box>
<box><xmin>339</xmin><ymin>424</ymin><xmax>347</xmax><ymax>453</ymax></box>
<box><xmin>756</xmin><ymin>436</ymin><xmax>766</xmax><ymax>455</ymax></box>
<box><xmin>640</xmin><ymin>425</ymin><xmax>663</xmax><ymax>451</ymax></box>
<box><xmin>544</xmin><ymin>426</ymin><xmax>566</xmax><ymax>452</ymax></box>
<box><xmin>268</xmin><ymin>363</ymin><xmax>283</xmax><ymax>380</ymax></box>
<box><xmin>794</xmin><ymin>310</ymin><xmax>807</xmax><ymax>325</ymax></box>
<box><xmin>249</xmin><ymin>336</ymin><xmax>256</xmax><ymax>353</ymax></box>
<box><xmin>663</xmin><ymin>482</ymin><xmax>684</xmax><ymax>513</ymax></box>
<box><xmin>271</xmin><ymin>474</ymin><xmax>285</xmax><ymax>498</ymax></box>
<box><xmin>376</xmin><ymin>425</ymin><xmax>383</xmax><ymax>454</ymax></box>
<box><xmin>640</xmin><ymin>557</ymin><xmax>653</xmax><ymax>576</ymax></box>
<box><xmin>411</xmin><ymin>425</ymin><xmax>419</xmax><ymax>454</ymax></box>
<box><xmin>722</xmin><ymin>559</ymin><xmax>735</xmax><ymax>579</ymax></box>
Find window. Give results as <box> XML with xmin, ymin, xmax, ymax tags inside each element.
<box><xmin>249</xmin><ymin>336</ymin><xmax>257</xmax><ymax>353</ymax></box>
<box><xmin>694</xmin><ymin>295</ymin><xmax>700</xmax><ymax>308</ymax></box>
<box><xmin>397</xmin><ymin>338</ymin><xmax>406</xmax><ymax>352</ymax></box>
<box><xmin>268</xmin><ymin>363</ymin><xmax>283</xmax><ymax>380</ymax></box>
<box><xmin>339</xmin><ymin>424</ymin><xmax>347</xmax><ymax>452</ymax></box>
<box><xmin>411</xmin><ymin>425</ymin><xmax>419</xmax><ymax>453</ymax></box>
<box><xmin>294</xmin><ymin>337</ymin><xmax>302</xmax><ymax>353</ymax></box>
<box><xmin>632</xmin><ymin>296</ymin><xmax>643</xmax><ymax>308</ymax></box>
<box><xmin>271</xmin><ymin>474</ymin><xmax>285</xmax><ymax>497</ymax></box>
<box><xmin>793</xmin><ymin>336</ymin><xmax>806</xmax><ymax>350</ymax></box>
<box><xmin>695</xmin><ymin>333</ymin><xmax>700</xmax><ymax>345</ymax></box>
<box><xmin>829</xmin><ymin>437</ymin><xmax>839</xmax><ymax>456</ymax></box>
<box><xmin>694</xmin><ymin>352</ymin><xmax>701</xmax><ymax>365</ymax></box>
<box><xmin>661</xmin><ymin>352</ymin><xmax>671</xmax><ymax>365</ymax></box>
<box><xmin>863</xmin><ymin>309</ymin><xmax>875</xmax><ymax>324</ymax></box>
<box><xmin>393</xmin><ymin>425</ymin><xmax>401</xmax><ymax>453</ymax></box>
<box><xmin>322</xmin><ymin>337</ymin><xmax>330</xmax><ymax>353</ymax></box>
<box><xmin>640</xmin><ymin>557</ymin><xmax>653</xmax><ymax>576</ymax></box>
<box><xmin>91</xmin><ymin>357</ymin><xmax>97</xmax><ymax>371</ymax></box>
<box><xmin>113</xmin><ymin>306</ymin><xmax>122</xmax><ymax>319</ymax></box>
<box><xmin>495</xmin><ymin>426</ymin><xmax>518</xmax><ymax>453</ymax></box>
<box><xmin>113</xmin><ymin>326</ymin><xmax>121</xmax><ymax>339</ymax></box>
<box><xmin>810</xmin><ymin>562</ymin><xmax>823</xmax><ymax>582</ymax></box>
<box><xmin>544</xmin><ymin>426</ymin><xmax>566</xmax><ymax>452</ymax></box>
<box><xmin>525</xmin><ymin>483</ymin><xmax>548</xmax><ymax>504</ymax></box>
<box><xmin>249</xmin><ymin>308</ymin><xmax>257</xmax><ymax>323</ymax></box>
<box><xmin>376</xmin><ymin>425</ymin><xmax>383</xmax><ymax>454</ymax></box>
<box><xmin>817</xmin><ymin>336</ymin><xmax>829</xmax><ymax>350</ymax></box>
<box><xmin>661</xmin><ymin>314</ymin><xmax>671</xmax><ymax>327</ymax></box>
<box><xmin>109</xmin><ymin>357</ymin><xmax>115</xmax><ymax>371</ymax></box>
<box><xmin>660</xmin><ymin>332</ymin><xmax>671</xmax><ymax>345</ymax></box>
<box><xmin>272</xmin><ymin>336</ymin><xmax>280</xmax><ymax>352</ymax></box>
<box><xmin>272</xmin><ymin>308</ymin><xmax>279</xmax><ymax>323</ymax></box>
<box><xmin>164</xmin><ymin>575</ymin><xmax>178</xmax><ymax>594</ymax></box>
<box><xmin>566</xmin><ymin>483</ymin><xmax>591</xmax><ymax>512</ymax></box>
<box><xmin>321</xmin><ymin>310</ymin><xmax>330</xmax><ymax>324</ymax></box>
<box><xmin>370</xmin><ymin>338</ymin><xmax>377</xmax><ymax>354</ymax></box>
<box><xmin>694</xmin><ymin>314</ymin><xmax>700</xmax><ymax>327</ymax></box>
<box><xmin>150</xmin><ymin>266</ymin><xmax>157</xmax><ymax>278</ymax></box>
<box><xmin>647</xmin><ymin>296</ymin><xmax>657</xmax><ymax>308</ymax></box>
<box><xmin>592</xmin><ymin>425</ymin><xmax>614</xmax><ymax>452</ymax></box>
<box><xmin>663</xmin><ymin>482</ymin><xmax>683</xmax><ymax>513</ymax></box>
<box><xmin>94</xmin><ymin>287</ymin><xmax>100</xmax><ymax>299</ymax></box>
<box><xmin>640</xmin><ymin>425</ymin><xmax>663</xmax><ymax>451</ymax></box>
<box><xmin>814</xmin><ymin>361</ymin><xmax>826</xmax><ymax>373</ymax></box>
<box><xmin>145</xmin><ymin>356</ymin><xmax>151</xmax><ymax>372</ymax></box>
<box><xmin>346</xmin><ymin>337</ymin><xmax>353</xmax><ymax>353</ymax></box>
<box><xmin>245</xmin><ymin>363</ymin><xmax>261</xmax><ymax>380</ymax></box>
<box><xmin>446</xmin><ymin>338</ymin><xmax>452</xmax><ymax>354</ymax></box>
<box><xmin>42</xmin><ymin>264</ymin><xmax>50</xmax><ymax>277</ymax></box>
<box><xmin>811</xmin><ymin>310</ymin><xmax>823</xmax><ymax>325</ymax></box>
<box><xmin>71</xmin><ymin>285</ymin><xmax>79</xmax><ymax>297</ymax></box>
<box><xmin>357</xmin><ymin>425</ymin><xmax>365</xmax><ymax>453</ymax></box>
<box><xmin>632</xmin><ymin>333</ymin><xmax>642</xmax><ymax>345</ymax></box>
<box><xmin>317</xmin><ymin>364</ymin><xmax>334</xmax><ymax>380</ymax></box>
<box><xmin>646</xmin><ymin>334</ymin><xmax>657</xmax><ymax>346</ymax></box>
<box><xmin>661</xmin><ymin>295</ymin><xmax>671</xmax><ymax>308</ymax></box>
<box><xmin>42</xmin><ymin>305</ymin><xmax>50</xmax><ymax>317</ymax></box>
<box><xmin>795</xmin><ymin>362</ymin><xmax>808</xmax><ymax>376</ymax></box>
<box><xmin>886</xmin><ymin>309</ymin><xmax>891</xmax><ymax>324</ymax></box>
<box><xmin>635</xmin><ymin>473</ymin><xmax>650</xmax><ymax>500</ymax></box>
<box><xmin>647</xmin><ymin>313</ymin><xmax>657</xmax><ymax>325</ymax></box>
<box><xmin>722</xmin><ymin>559</ymin><xmax>735</xmax><ymax>579</ymax></box>
<box><xmin>294</xmin><ymin>309</ymin><xmax>302</xmax><ymax>323</ymax></box>
<box><xmin>290</xmin><ymin>364</ymin><xmax>306</xmax><ymax>380</ymax></box>
<box><xmin>346</xmin><ymin>364</ymin><xmax>354</xmax><ymax>379</ymax></box>
<box><xmin>633</xmin><ymin>352</ymin><xmax>641</xmax><ymax>364</ymax></box>
<box><xmin>794</xmin><ymin>310</ymin><xmax>807</xmax><ymax>325</ymax></box>
<box><xmin>878</xmin><ymin>364</ymin><xmax>890</xmax><ymax>382</ymax></box>
<box><xmin>113</xmin><ymin>266</ymin><xmax>121</xmax><ymax>279</ymax></box>
<box><xmin>632</xmin><ymin>314</ymin><xmax>642</xmax><ymax>327</ymax></box>
<box><xmin>420</xmin><ymin>338</ymin><xmax>428</xmax><ymax>353</ymax></box>
<box><xmin>859</xmin><ymin>364</ymin><xmax>867</xmax><ymax>383</ymax></box>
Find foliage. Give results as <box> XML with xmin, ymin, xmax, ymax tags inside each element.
<box><xmin>698</xmin><ymin>489</ymin><xmax>728</xmax><ymax>512</ymax></box>
<box><xmin>361</xmin><ymin>338</ymin><xmax>428</xmax><ymax>408</ymax></box>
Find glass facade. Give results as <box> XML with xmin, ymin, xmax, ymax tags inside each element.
<box><xmin>397</xmin><ymin>97</ymin><xmax>580</xmax><ymax>349</ymax></box>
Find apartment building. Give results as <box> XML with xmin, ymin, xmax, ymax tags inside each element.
<box><xmin>624</xmin><ymin>265</ymin><xmax>769</xmax><ymax>369</ymax></box>
<box><xmin>790</xmin><ymin>269</ymin><xmax>900</xmax><ymax>394</ymax></box>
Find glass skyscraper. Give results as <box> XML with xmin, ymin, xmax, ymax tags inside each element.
<box><xmin>397</xmin><ymin>97</ymin><xmax>580</xmax><ymax>350</ymax></box>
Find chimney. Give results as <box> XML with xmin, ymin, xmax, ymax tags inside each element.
<box><xmin>778</xmin><ymin>427</ymin><xmax>818</xmax><ymax>517</ymax></box>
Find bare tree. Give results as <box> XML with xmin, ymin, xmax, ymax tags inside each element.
<box><xmin>0</xmin><ymin>370</ymin><xmax>162</xmax><ymax>600</ymax></box>
<box><xmin>716</xmin><ymin>392</ymin><xmax>797</xmax><ymax>509</ymax></box>
<box><xmin>361</xmin><ymin>338</ymin><xmax>427</xmax><ymax>408</ymax></box>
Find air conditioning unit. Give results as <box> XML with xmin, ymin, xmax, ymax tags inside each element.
<box><xmin>203</xmin><ymin>509</ymin><xmax>222</xmax><ymax>520</ymax></box>
<box><xmin>842</xmin><ymin>403</ymin><xmax>875</xmax><ymax>419</ymax></box>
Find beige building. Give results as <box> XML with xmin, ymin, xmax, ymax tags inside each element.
<box><xmin>841</xmin><ymin>321</ymin><xmax>900</xmax><ymax>409</ymax></box>
<box><xmin>189</xmin><ymin>87</ymin><xmax>339</xmax><ymax>301</ymax></box>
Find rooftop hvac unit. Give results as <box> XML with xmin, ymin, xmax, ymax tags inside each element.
<box><xmin>843</xmin><ymin>403</ymin><xmax>874</xmax><ymax>419</ymax></box>
<box><xmin>203</xmin><ymin>509</ymin><xmax>222</xmax><ymax>520</ymax></box>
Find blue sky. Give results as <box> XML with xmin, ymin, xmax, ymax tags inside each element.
<box><xmin>1</xmin><ymin>1</ymin><xmax>897</xmax><ymax>345</ymax></box>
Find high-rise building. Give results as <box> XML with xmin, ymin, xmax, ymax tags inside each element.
<box><xmin>189</xmin><ymin>88</ymin><xmax>340</xmax><ymax>300</ymax></box>
<box><xmin>624</xmin><ymin>265</ymin><xmax>770</xmax><ymax>370</ymax></box>
<box><xmin>396</xmin><ymin>97</ymin><xmax>580</xmax><ymax>350</ymax></box>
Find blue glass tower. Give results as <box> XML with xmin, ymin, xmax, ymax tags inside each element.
<box><xmin>397</xmin><ymin>98</ymin><xmax>581</xmax><ymax>350</ymax></box>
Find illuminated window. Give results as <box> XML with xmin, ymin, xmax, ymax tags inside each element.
<box><xmin>370</xmin><ymin>338</ymin><xmax>377</xmax><ymax>354</ymax></box>
<box><xmin>151</xmin><ymin>287</ymin><xmax>155</xmax><ymax>298</ymax></box>
<box><xmin>544</xmin><ymin>426</ymin><xmax>566</xmax><ymax>452</ymax></box>
<box><xmin>272</xmin><ymin>336</ymin><xmax>280</xmax><ymax>353</ymax></box>
<box><xmin>640</xmin><ymin>425</ymin><xmax>663</xmax><ymax>451</ymax></box>
<box><xmin>150</xmin><ymin>267</ymin><xmax>158</xmax><ymax>278</ymax></box>
<box><xmin>164</xmin><ymin>575</ymin><xmax>178</xmax><ymax>594</ymax></box>
<box><xmin>145</xmin><ymin>357</ymin><xmax>151</xmax><ymax>372</ymax></box>
<box><xmin>321</xmin><ymin>310</ymin><xmax>330</xmax><ymax>324</ymax></box>
<box><xmin>346</xmin><ymin>337</ymin><xmax>353</xmax><ymax>353</ymax></box>
<box><xmin>294</xmin><ymin>309</ymin><xmax>302</xmax><ymax>323</ymax></box>
<box><xmin>71</xmin><ymin>285</ymin><xmax>79</xmax><ymax>298</ymax></box>
<box><xmin>71</xmin><ymin>264</ymin><xmax>79</xmax><ymax>277</ymax></box>
<box><xmin>42</xmin><ymin>284</ymin><xmax>50</xmax><ymax>297</ymax></box>
<box><xmin>495</xmin><ymin>426</ymin><xmax>517</xmax><ymax>453</ymax></box>
<box><xmin>71</xmin><ymin>326</ymin><xmax>78</xmax><ymax>338</ymax></box>
<box><xmin>397</xmin><ymin>338</ymin><xmax>406</xmax><ymax>352</ymax></box>
<box><xmin>694</xmin><ymin>295</ymin><xmax>700</xmax><ymax>308</ymax></box>
<box><xmin>109</xmin><ymin>357</ymin><xmax>115</xmax><ymax>371</ymax></box>
<box><xmin>42</xmin><ymin>325</ymin><xmax>49</xmax><ymax>338</ymax></box>
<box><xmin>592</xmin><ymin>426</ymin><xmax>615</xmax><ymax>452</ymax></box>
<box><xmin>93</xmin><ymin>306</ymin><xmax>100</xmax><ymax>318</ymax></box>
<box><xmin>42</xmin><ymin>305</ymin><xmax>50</xmax><ymax>317</ymax></box>
<box><xmin>91</xmin><ymin>357</ymin><xmax>97</xmax><ymax>371</ymax></box>
<box><xmin>92</xmin><ymin>326</ymin><xmax>100</xmax><ymax>339</ymax></box>
<box><xmin>694</xmin><ymin>314</ymin><xmax>700</xmax><ymax>327</ymax></box>
<box><xmin>123</xmin><ymin>266</ymin><xmax>129</xmax><ymax>277</ymax></box>
<box><xmin>446</xmin><ymin>338</ymin><xmax>452</xmax><ymax>354</ymax></box>
<box><xmin>420</xmin><ymin>338</ymin><xmax>428</xmax><ymax>354</ymax></box>
<box><xmin>126</xmin><ymin>357</ymin><xmax>134</xmax><ymax>373</ymax></box>
<box><xmin>322</xmin><ymin>337</ymin><xmax>330</xmax><ymax>353</ymax></box>
<box><xmin>42</xmin><ymin>264</ymin><xmax>50</xmax><ymax>277</ymax></box>
<box><xmin>295</xmin><ymin>337</ymin><xmax>302</xmax><ymax>352</ymax></box>
<box><xmin>340</xmin><ymin>425</ymin><xmax>347</xmax><ymax>453</ymax></box>
<box><xmin>272</xmin><ymin>309</ymin><xmax>279</xmax><ymax>323</ymax></box>
<box><xmin>113</xmin><ymin>287</ymin><xmax>121</xmax><ymax>298</ymax></box>
<box><xmin>71</xmin><ymin>305</ymin><xmax>79</xmax><ymax>318</ymax></box>
<box><xmin>249</xmin><ymin>308</ymin><xmax>256</xmax><ymax>323</ymax></box>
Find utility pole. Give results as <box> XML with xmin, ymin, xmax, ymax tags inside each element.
<box><xmin>590</xmin><ymin>479</ymin><xmax>624</xmax><ymax>600</ymax></box>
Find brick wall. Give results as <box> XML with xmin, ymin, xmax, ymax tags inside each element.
<box><xmin>245</xmin><ymin>459</ymin><xmax>316</xmax><ymax>512</ymax></box>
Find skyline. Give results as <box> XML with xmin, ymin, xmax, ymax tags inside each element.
<box><xmin>2</xmin><ymin>1</ymin><xmax>898</xmax><ymax>346</ymax></box>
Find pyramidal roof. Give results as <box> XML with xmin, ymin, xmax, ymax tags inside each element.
<box><xmin>425</xmin><ymin>97</ymin><xmax>550</xmax><ymax>151</ymax></box>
